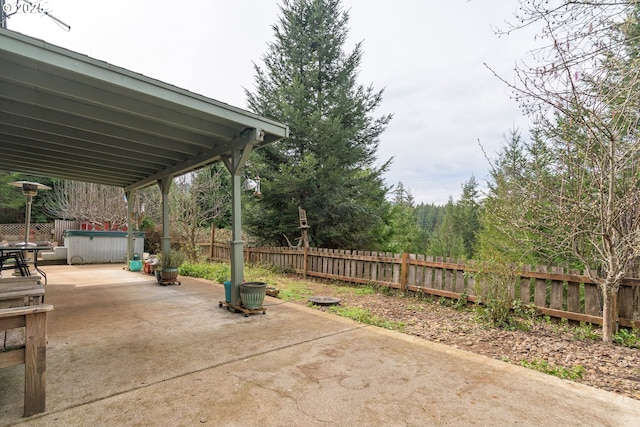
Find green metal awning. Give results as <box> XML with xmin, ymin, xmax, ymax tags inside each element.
<box><xmin>0</xmin><ymin>28</ymin><xmax>288</xmax><ymax>190</ymax></box>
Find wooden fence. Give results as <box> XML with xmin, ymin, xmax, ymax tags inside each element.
<box><xmin>203</xmin><ymin>242</ymin><xmax>640</xmax><ymax>329</ymax></box>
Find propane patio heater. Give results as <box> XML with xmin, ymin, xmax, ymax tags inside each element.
<box><xmin>8</xmin><ymin>181</ymin><xmax>51</xmax><ymax>247</ymax></box>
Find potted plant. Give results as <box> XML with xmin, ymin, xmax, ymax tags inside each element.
<box><xmin>158</xmin><ymin>250</ymin><xmax>186</xmax><ymax>282</ymax></box>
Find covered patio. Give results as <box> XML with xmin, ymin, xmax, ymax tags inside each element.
<box><xmin>2</xmin><ymin>265</ymin><xmax>640</xmax><ymax>425</ymax></box>
<box><xmin>0</xmin><ymin>27</ymin><xmax>289</xmax><ymax>305</ymax></box>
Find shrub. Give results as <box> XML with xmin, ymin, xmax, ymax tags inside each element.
<box><xmin>159</xmin><ymin>251</ymin><xmax>186</xmax><ymax>269</ymax></box>
<box><xmin>471</xmin><ymin>253</ymin><xmax>520</xmax><ymax>329</ymax></box>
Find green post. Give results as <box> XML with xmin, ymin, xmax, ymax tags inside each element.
<box><xmin>158</xmin><ymin>177</ymin><xmax>173</xmax><ymax>258</ymax></box>
<box><xmin>230</xmin><ymin>149</ymin><xmax>245</xmax><ymax>307</ymax></box>
<box><xmin>126</xmin><ymin>190</ymin><xmax>135</xmax><ymax>261</ymax></box>
<box><xmin>222</xmin><ymin>129</ymin><xmax>262</xmax><ymax>307</ymax></box>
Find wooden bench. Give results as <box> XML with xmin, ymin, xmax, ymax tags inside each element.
<box><xmin>0</xmin><ymin>276</ymin><xmax>44</xmax><ymax>308</ymax></box>
<box><xmin>0</xmin><ymin>276</ymin><xmax>43</xmax><ymax>289</ymax></box>
<box><xmin>0</xmin><ymin>304</ymin><xmax>53</xmax><ymax>417</ymax></box>
<box><xmin>0</xmin><ymin>288</ymin><xmax>45</xmax><ymax>307</ymax></box>
<box><xmin>1</xmin><ymin>276</ymin><xmax>52</xmax><ymax>417</ymax></box>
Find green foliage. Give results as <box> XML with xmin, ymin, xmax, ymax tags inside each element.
<box><xmin>572</xmin><ymin>323</ymin><xmax>601</xmax><ymax>341</ymax></box>
<box><xmin>455</xmin><ymin>176</ymin><xmax>481</xmax><ymax>258</ymax></box>
<box><xmin>472</xmin><ymin>252</ymin><xmax>521</xmax><ymax>329</ymax></box>
<box><xmin>613</xmin><ymin>328</ymin><xmax>640</xmax><ymax>348</ymax></box>
<box><xmin>279</xmin><ymin>284</ymin><xmax>314</xmax><ymax>302</ymax></box>
<box><xmin>429</xmin><ymin>197</ymin><xmax>466</xmax><ymax>258</ymax></box>
<box><xmin>520</xmin><ymin>359</ymin><xmax>585</xmax><ymax>381</ymax></box>
<box><xmin>179</xmin><ymin>261</ymin><xmax>283</xmax><ymax>288</ymax></box>
<box><xmin>243</xmin><ymin>262</ymin><xmax>283</xmax><ymax>286</ymax></box>
<box><xmin>454</xmin><ymin>293</ymin><xmax>469</xmax><ymax>311</ymax></box>
<box><xmin>327</xmin><ymin>305</ymin><xmax>405</xmax><ymax>331</ymax></box>
<box><xmin>415</xmin><ymin>202</ymin><xmax>445</xmax><ymax>237</ymax></box>
<box><xmin>0</xmin><ymin>173</ymin><xmax>56</xmax><ymax>224</ymax></box>
<box><xmin>244</xmin><ymin>0</ymin><xmax>392</xmax><ymax>249</ymax></box>
<box><xmin>351</xmin><ymin>286</ymin><xmax>375</xmax><ymax>296</ymax></box>
<box><xmin>377</xmin><ymin>182</ymin><xmax>426</xmax><ymax>253</ymax></box>
<box><xmin>477</xmin><ymin>130</ymin><xmax>535</xmax><ymax>264</ymax></box>
<box><xmin>159</xmin><ymin>251</ymin><xmax>186</xmax><ymax>269</ymax></box>
<box><xmin>180</xmin><ymin>262</ymin><xmax>230</xmax><ymax>283</ymax></box>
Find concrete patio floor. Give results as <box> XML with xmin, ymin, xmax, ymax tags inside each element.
<box><xmin>1</xmin><ymin>264</ymin><xmax>640</xmax><ymax>426</ymax></box>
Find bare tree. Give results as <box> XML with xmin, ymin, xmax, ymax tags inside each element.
<box><xmin>490</xmin><ymin>1</ymin><xmax>640</xmax><ymax>342</ymax></box>
<box><xmin>45</xmin><ymin>165</ymin><xmax>231</xmax><ymax>259</ymax></box>
<box><xmin>170</xmin><ymin>165</ymin><xmax>230</xmax><ymax>260</ymax></box>
<box><xmin>44</xmin><ymin>180</ymin><xmax>128</xmax><ymax>229</ymax></box>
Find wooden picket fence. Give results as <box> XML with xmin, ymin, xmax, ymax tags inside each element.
<box><xmin>203</xmin><ymin>242</ymin><xmax>640</xmax><ymax>328</ymax></box>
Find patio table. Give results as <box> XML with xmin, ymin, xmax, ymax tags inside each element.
<box><xmin>0</xmin><ymin>246</ymin><xmax>51</xmax><ymax>284</ymax></box>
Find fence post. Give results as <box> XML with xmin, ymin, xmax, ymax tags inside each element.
<box><xmin>400</xmin><ymin>252</ymin><xmax>409</xmax><ymax>292</ymax></box>
<box><xmin>303</xmin><ymin>246</ymin><xmax>308</xmax><ymax>277</ymax></box>
<box><xmin>209</xmin><ymin>226</ymin><xmax>215</xmax><ymax>259</ymax></box>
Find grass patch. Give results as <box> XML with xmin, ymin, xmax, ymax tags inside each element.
<box><xmin>278</xmin><ymin>284</ymin><xmax>314</xmax><ymax>302</ymax></box>
<box><xmin>520</xmin><ymin>359</ymin><xmax>585</xmax><ymax>380</ymax></box>
<box><xmin>351</xmin><ymin>286</ymin><xmax>376</xmax><ymax>296</ymax></box>
<box><xmin>180</xmin><ymin>261</ymin><xmax>284</xmax><ymax>286</ymax></box>
<box><xmin>326</xmin><ymin>305</ymin><xmax>405</xmax><ymax>331</ymax></box>
<box><xmin>180</xmin><ymin>262</ymin><xmax>230</xmax><ymax>283</ymax></box>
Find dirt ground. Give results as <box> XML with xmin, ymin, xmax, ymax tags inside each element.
<box><xmin>279</xmin><ymin>276</ymin><xmax>640</xmax><ymax>401</ymax></box>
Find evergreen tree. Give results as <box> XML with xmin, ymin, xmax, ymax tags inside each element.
<box><xmin>378</xmin><ymin>182</ymin><xmax>425</xmax><ymax>254</ymax></box>
<box><xmin>244</xmin><ymin>0</ymin><xmax>392</xmax><ymax>249</ymax></box>
<box><xmin>454</xmin><ymin>176</ymin><xmax>481</xmax><ymax>258</ymax></box>
<box><xmin>477</xmin><ymin>130</ymin><xmax>533</xmax><ymax>263</ymax></box>
<box><xmin>0</xmin><ymin>173</ymin><xmax>55</xmax><ymax>224</ymax></box>
<box><xmin>428</xmin><ymin>197</ymin><xmax>465</xmax><ymax>258</ymax></box>
<box><xmin>415</xmin><ymin>202</ymin><xmax>445</xmax><ymax>237</ymax></box>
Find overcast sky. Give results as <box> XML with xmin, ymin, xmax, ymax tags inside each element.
<box><xmin>5</xmin><ymin>0</ymin><xmax>538</xmax><ymax>205</ymax></box>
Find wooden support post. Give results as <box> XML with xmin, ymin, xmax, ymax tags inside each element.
<box><xmin>24</xmin><ymin>310</ymin><xmax>47</xmax><ymax>417</ymax></box>
<box><xmin>0</xmin><ymin>304</ymin><xmax>52</xmax><ymax>417</ymax></box>
<box><xmin>303</xmin><ymin>247</ymin><xmax>309</xmax><ymax>278</ymax></box>
<box><xmin>209</xmin><ymin>226</ymin><xmax>215</xmax><ymax>260</ymax></box>
<box><xmin>400</xmin><ymin>252</ymin><xmax>409</xmax><ymax>293</ymax></box>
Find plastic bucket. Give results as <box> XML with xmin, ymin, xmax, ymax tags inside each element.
<box><xmin>223</xmin><ymin>281</ymin><xmax>232</xmax><ymax>303</ymax></box>
<box><xmin>239</xmin><ymin>282</ymin><xmax>267</xmax><ymax>310</ymax></box>
<box><xmin>129</xmin><ymin>260</ymin><xmax>142</xmax><ymax>272</ymax></box>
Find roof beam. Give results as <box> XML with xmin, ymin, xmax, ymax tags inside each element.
<box><xmin>125</xmin><ymin>128</ymin><xmax>265</xmax><ymax>192</ymax></box>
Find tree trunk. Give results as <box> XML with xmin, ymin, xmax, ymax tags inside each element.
<box><xmin>601</xmin><ymin>282</ymin><xmax>618</xmax><ymax>344</ymax></box>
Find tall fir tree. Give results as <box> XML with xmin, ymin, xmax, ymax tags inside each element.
<box><xmin>454</xmin><ymin>176</ymin><xmax>481</xmax><ymax>259</ymax></box>
<box><xmin>428</xmin><ymin>197</ymin><xmax>466</xmax><ymax>259</ymax></box>
<box><xmin>244</xmin><ymin>0</ymin><xmax>392</xmax><ymax>249</ymax></box>
<box><xmin>378</xmin><ymin>182</ymin><xmax>426</xmax><ymax>254</ymax></box>
<box><xmin>477</xmin><ymin>130</ymin><xmax>532</xmax><ymax>263</ymax></box>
